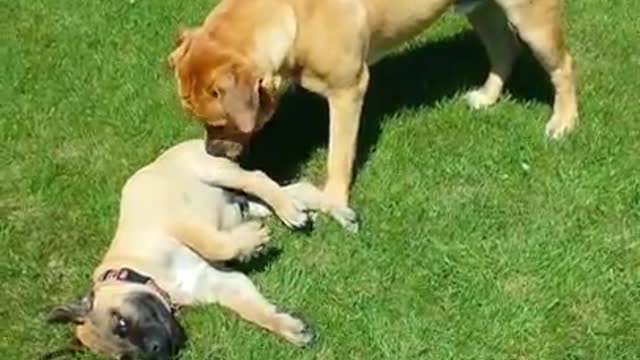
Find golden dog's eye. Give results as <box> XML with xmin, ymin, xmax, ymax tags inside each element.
<box><xmin>209</xmin><ymin>87</ymin><xmax>221</xmax><ymax>98</ymax></box>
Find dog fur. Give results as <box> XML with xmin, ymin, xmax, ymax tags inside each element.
<box><xmin>45</xmin><ymin>139</ymin><xmax>356</xmax><ymax>358</ymax></box>
<box><xmin>168</xmin><ymin>0</ymin><xmax>579</xmax><ymax>214</ymax></box>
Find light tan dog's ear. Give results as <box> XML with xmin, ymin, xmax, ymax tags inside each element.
<box><xmin>46</xmin><ymin>292</ymin><xmax>93</xmax><ymax>325</ymax></box>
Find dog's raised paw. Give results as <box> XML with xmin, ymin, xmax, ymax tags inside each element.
<box><xmin>278</xmin><ymin>199</ymin><xmax>312</xmax><ymax>231</ymax></box>
<box><xmin>231</xmin><ymin>221</ymin><xmax>271</xmax><ymax>257</ymax></box>
<box><xmin>286</xmin><ymin>211</ymin><xmax>312</xmax><ymax>232</ymax></box>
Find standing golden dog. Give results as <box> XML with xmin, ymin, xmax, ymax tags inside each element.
<box><xmin>168</xmin><ymin>0</ymin><xmax>578</xmax><ymax>220</ymax></box>
<box><xmin>44</xmin><ymin>139</ymin><xmax>355</xmax><ymax>359</ymax></box>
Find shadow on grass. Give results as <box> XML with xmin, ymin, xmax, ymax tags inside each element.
<box><xmin>240</xmin><ymin>30</ymin><xmax>552</xmax><ymax>183</ymax></box>
<box><xmin>224</xmin><ymin>246</ymin><xmax>283</xmax><ymax>275</ymax></box>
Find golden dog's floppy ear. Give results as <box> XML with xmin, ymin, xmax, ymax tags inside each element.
<box><xmin>217</xmin><ymin>64</ymin><xmax>260</xmax><ymax>133</ymax></box>
<box><xmin>46</xmin><ymin>292</ymin><xmax>93</xmax><ymax>325</ymax></box>
<box><xmin>167</xmin><ymin>26</ymin><xmax>194</xmax><ymax>69</ymax></box>
<box><xmin>175</xmin><ymin>26</ymin><xmax>191</xmax><ymax>46</ymax></box>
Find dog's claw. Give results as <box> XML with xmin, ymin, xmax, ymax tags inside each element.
<box><xmin>279</xmin><ymin>195</ymin><xmax>315</xmax><ymax>231</ymax></box>
<box><xmin>298</xmin><ymin>324</ymin><xmax>315</xmax><ymax>348</ymax></box>
<box><xmin>292</xmin><ymin>214</ymin><xmax>313</xmax><ymax>234</ymax></box>
<box><xmin>285</xmin><ymin>211</ymin><xmax>312</xmax><ymax>231</ymax></box>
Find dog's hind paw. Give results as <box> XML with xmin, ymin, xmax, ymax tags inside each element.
<box><xmin>544</xmin><ymin>112</ymin><xmax>577</xmax><ymax>140</ymax></box>
<box><xmin>464</xmin><ymin>88</ymin><xmax>497</xmax><ymax>110</ymax></box>
<box><xmin>274</xmin><ymin>311</ymin><xmax>314</xmax><ymax>347</ymax></box>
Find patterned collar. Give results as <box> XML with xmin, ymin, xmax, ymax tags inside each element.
<box><xmin>98</xmin><ymin>267</ymin><xmax>176</xmax><ymax>312</ymax></box>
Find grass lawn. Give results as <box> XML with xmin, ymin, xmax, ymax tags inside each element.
<box><xmin>2</xmin><ymin>0</ymin><xmax>639</xmax><ymax>359</ymax></box>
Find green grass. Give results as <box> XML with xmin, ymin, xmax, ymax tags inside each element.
<box><xmin>2</xmin><ymin>0</ymin><xmax>639</xmax><ymax>359</ymax></box>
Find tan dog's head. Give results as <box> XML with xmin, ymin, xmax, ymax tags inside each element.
<box><xmin>168</xmin><ymin>28</ymin><xmax>280</xmax><ymax>159</ymax></box>
<box><xmin>46</xmin><ymin>283</ymin><xmax>184</xmax><ymax>359</ymax></box>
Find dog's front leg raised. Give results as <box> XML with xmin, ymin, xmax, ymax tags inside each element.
<box><xmin>240</xmin><ymin>182</ymin><xmax>358</xmax><ymax>231</ymax></box>
<box><xmin>322</xmin><ymin>67</ymin><xmax>370</xmax><ymax>226</ymax></box>
<box><xmin>192</xmin><ymin>157</ymin><xmax>310</xmax><ymax>230</ymax></box>
<box><xmin>230</xmin><ymin>170</ymin><xmax>311</xmax><ymax>230</ymax></box>
<box><xmin>200</xmin><ymin>270</ymin><xmax>313</xmax><ymax>347</ymax></box>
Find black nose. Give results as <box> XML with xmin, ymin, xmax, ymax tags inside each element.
<box><xmin>143</xmin><ymin>337</ymin><xmax>168</xmax><ymax>357</ymax></box>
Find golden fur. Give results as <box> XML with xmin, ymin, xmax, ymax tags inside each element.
<box><xmin>169</xmin><ymin>0</ymin><xmax>578</xmax><ymax>211</ymax></box>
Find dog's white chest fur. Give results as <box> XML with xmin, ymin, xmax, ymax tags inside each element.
<box><xmin>167</xmin><ymin>246</ymin><xmax>211</xmax><ymax>300</ymax></box>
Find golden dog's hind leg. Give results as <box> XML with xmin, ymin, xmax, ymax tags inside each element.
<box><xmin>464</xmin><ymin>1</ymin><xmax>521</xmax><ymax>109</ymax></box>
<box><xmin>497</xmin><ymin>0</ymin><xmax>578</xmax><ymax>139</ymax></box>
<box><xmin>205</xmin><ymin>271</ymin><xmax>313</xmax><ymax>347</ymax></box>
<box><xmin>323</xmin><ymin>67</ymin><xmax>370</xmax><ymax>216</ymax></box>
<box><xmin>169</xmin><ymin>221</ymin><xmax>270</xmax><ymax>261</ymax></box>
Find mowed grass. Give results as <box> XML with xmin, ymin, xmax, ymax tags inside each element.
<box><xmin>2</xmin><ymin>0</ymin><xmax>639</xmax><ymax>359</ymax></box>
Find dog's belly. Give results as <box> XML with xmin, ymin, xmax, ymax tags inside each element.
<box><xmin>365</xmin><ymin>0</ymin><xmax>453</xmax><ymax>62</ymax></box>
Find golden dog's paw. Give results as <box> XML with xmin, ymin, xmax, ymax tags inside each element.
<box><xmin>274</xmin><ymin>311</ymin><xmax>314</xmax><ymax>347</ymax></box>
<box><xmin>328</xmin><ymin>205</ymin><xmax>359</xmax><ymax>233</ymax></box>
<box><xmin>545</xmin><ymin>112</ymin><xmax>577</xmax><ymax>140</ymax></box>
<box><xmin>230</xmin><ymin>221</ymin><xmax>271</xmax><ymax>257</ymax></box>
<box><xmin>321</xmin><ymin>187</ymin><xmax>359</xmax><ymax>233</ymax></box>
<box><xmin>464</xmin><ymin>88</ymin><xmax>498</xmax><ymax>110</ymax></box>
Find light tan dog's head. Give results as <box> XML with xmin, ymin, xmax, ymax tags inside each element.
<box><xmin>46</xmin><ymin>282</ymin><xmax>184</xmax><ymax>359</ymax></box>
<box><xmin>168</xmin><ymin>28</ymin><xmax>281</xmax><ymax>159</ymax></box>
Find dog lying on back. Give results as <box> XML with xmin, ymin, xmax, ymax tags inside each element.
<box><xmin>44</xmin><ymin>139</ymin><xmax>354</xmax><ymax>359</ymax></box>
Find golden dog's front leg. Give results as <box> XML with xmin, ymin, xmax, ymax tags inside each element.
<box><xmin>322</xmin><ymin>66</ymin><xmax>369</xmax><ymax>231</ymax></box>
